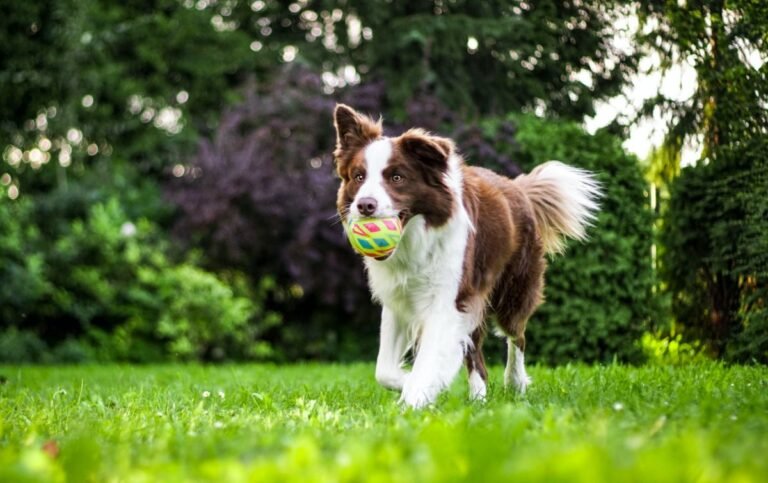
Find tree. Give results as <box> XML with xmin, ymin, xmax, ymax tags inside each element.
<box><xmin>3</xmin><ymin>0</ymin><xmax>640</xmax><ymax>195</ymax></box>
<box><xmin>638</xmin><ymin>0</ymin><xmax>768</xmax><ymax>360</ymax></box>
<box><xmin>226</xmin><ymin>0</ymin><xmax>639</xmax><ymax>119</ymax></box>
<box><xmin>1</xmin><ymin>0</ymin><xmax>256</xmax><ymax>194</ymax></box>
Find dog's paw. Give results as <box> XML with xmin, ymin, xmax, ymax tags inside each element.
<box><xmin>468</xmin><ymin>371</ymin><xmax>487</xmax><ymax>401</ymax></box>
<box><xmin>515</xmin><ymin>373</ymin><xmax>532</xmax><ymax>394</ymax></box>
<box><xmin>375</xmin><ymin>369</ymin><xmax>406</xmax><ymax>391</ymax></box>
<box><xmin>399</xmin><ymin>377</ymin><xmax>437</xmax><ymax>409</ymax></box>
<box><xmin>504</xmin><ymin>371</ymin><xmax>531</xmax><ymax>394</ymax></box>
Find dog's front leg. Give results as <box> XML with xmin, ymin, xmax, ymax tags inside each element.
<box><xmin>375</xmin><ymin>306</ymin><xmax>409</xmax><ymax>391</ymax></box>
<box><xmin>399</xmin><ymin>306</ymin><xmax>467</xmax><ymax>409</ymax></box>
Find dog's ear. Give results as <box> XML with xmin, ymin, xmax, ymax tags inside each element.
<box><xmin>333</xmin><ymin>104</ymin><xmax>382</xmax><ymax>155</ymax></box>
<box><xmin>400</xmin><ymin>129</ymin><xmax>453</xmax><ymax>170</ymax></box>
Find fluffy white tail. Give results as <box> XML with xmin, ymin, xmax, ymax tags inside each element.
<box><xmin>513</xmin><ymin>161</ymin><xmax>602</xmax><ymax>255</ymax></box>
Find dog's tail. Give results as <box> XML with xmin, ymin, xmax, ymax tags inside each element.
<box><xmin>513</xmin><ymin>161</ymin><xmax>602</xmax><ymax>255</ymax></box>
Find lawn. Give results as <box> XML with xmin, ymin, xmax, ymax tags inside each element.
<box><xmin>0</xmin><ymin>363</ymin><xmax>766</xmax><ymax>482</ymax></box>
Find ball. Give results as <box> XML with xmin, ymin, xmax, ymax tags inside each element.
<box><xmin>345</xmin><ymin>217</ymin><xmax>402</xmax><ymax>259</ymax></box>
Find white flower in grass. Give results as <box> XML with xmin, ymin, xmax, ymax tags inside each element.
<box><xmin>612</xmin><ymin>402</ymin><xmax>624</xmax><ymax>411</ymax></box>
<box><xmin>202</xmin><ymin>390</ymin><xmax>211</xmax><ymax>398</ymax></box>
<box><xmin>218</xmin><ymin>390</ymin><xmax>225</xmax><ymax>399</ymax></box>
<box><xmin>214</xmin><ymin>421</ymin><xmax>224</xmax><ymax>429</ymax></box>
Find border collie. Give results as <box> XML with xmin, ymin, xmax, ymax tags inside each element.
<box><xmin>333</xmin><ymin>104</ymin><xmax>601</xmax><ymax>408</ymax></box>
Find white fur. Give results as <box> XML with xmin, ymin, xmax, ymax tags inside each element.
<box><xmin>351</xmin><ymin>138</ymin><xmax>398</xmax><ymax>219</ymax></box>
<box><xmin>515</xmin><ymin>160</ymin><xmax>601</xmax><ymax>254</ymax></box>
<box><xmin>374</xmin><ymin>307</ymin><xmax>408</xmax><ymax>390</ymax></box>
<box><xmin>368</xmin><ymin>155</ymin><xmax>474</xmax><ymax>408</ymax></box>
<box><xmin>468</xmin><ymin>370</ymin><xmax>487</xmax><ymax>401</ymax></box>
<box><xmin>504</xmin><ymin>338</ymin><xmax>531</xmax><ymax>394</ymax></box>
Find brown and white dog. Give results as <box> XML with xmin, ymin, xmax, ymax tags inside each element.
<box><xmin>333</xmin><ymin>104</ymin><xmax>601</xmax><ymax>408</ymax></box>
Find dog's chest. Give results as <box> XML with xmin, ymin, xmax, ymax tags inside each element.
<box><xmin>365</xmin><ymin>216</ymin><xmax>468</xmax><ymax>322</ymax></box>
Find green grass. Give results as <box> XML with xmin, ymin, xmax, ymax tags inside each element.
<box><xmin>0</xmin><ymin>363</ymin><xmax>766</xmax><ymax>482</ymax></box>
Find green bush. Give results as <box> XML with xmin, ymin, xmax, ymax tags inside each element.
<box><xmin>0</xmin><ymin>198</ymin><xmax>50</xmax><ymax>325</ymax></box>
<box><xmin>49</xmin><ymin>338</ymin><xmax>96</xmax><ymax>364</ymax></box>
<box><xmin>0</xmin><ymin>328</ymin><xmax>49</xmax><ymax>364</ymax></box>
<box><xmin>52</xmin><ymin>199</ymin><xmax>281</xmax><ymax>362</ymax></box>
<box><xmin>0</xmin><ymin>196</ymin><xmax>279</xmax><ymax>362</ymax></box>
<box><xmin>484</xmin><ymin>115</ymin><xmax>655</xmax><ymax>364</ymax></box>
<box><xmin>661</xmin><ymin>136</ymin><xmax>768</xmax><ymax>363</ymax></box>
<box><xmin>640</xmin><ymin>331</ymin><xmax>706</xmax><ymax>365</ymax></box>
<box><xmin>126</xmin><ymin>266</ymin><xmax>279</xmax><ymax>361</ymax></box>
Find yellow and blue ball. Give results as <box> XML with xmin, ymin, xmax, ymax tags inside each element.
<box><xmin>345</xmin><ymin>217</ymin><xmax>402</xmax><ymax>259</ymax></box>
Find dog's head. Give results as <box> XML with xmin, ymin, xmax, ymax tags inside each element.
<box><xmin>333</xmin><ymin>104</ymin><xmax>456</xmax><ymax>228</ymax></box>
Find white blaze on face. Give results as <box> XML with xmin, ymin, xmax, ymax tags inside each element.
<box><xmin>351</xmin><ymin>138</ymin><xmax>396</xmax><ymax>218</ymax></box>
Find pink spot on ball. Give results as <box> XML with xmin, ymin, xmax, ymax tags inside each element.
<box><xmin>364</xmin><ymin>223</ymin><xmax>380</xmax><ymax>233</ymax></box>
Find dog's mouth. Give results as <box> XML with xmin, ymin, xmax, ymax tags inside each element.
<box><xmin>397</xmin><ymin>210</ymin><xmax>411</xmax><ymax>227</ymax></box>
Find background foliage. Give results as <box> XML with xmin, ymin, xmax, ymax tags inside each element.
<box><xmin>638</xmin><ymin>0</ymin><xmax>768</xmax><ymax>362</ymax></box>
<box><xmin>661</xmin><ymin>137</ymin><xmax>768</xmax><ymax>363</ymax></box>
<box><xmin>0</xmin><ymin>190</ymin><xmax>278</xmax><ymax>363</ymax></box>
<box><xmin>0</xmin><ymin>0</ymin><xmax>764</xmax><ymax>363</ymax></box>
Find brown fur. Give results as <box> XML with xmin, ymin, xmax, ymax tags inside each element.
<box><xmin>334</xmin><ymin>105</ymin><xmax>382</xmax><ymax>219</ymax></box>
<box><xmin>334</xmin><ymin>106</ymin><xmax>455</xmax><ymax>228</ymax></box>
<box><xmin>456</xmin><ymin>166</ymin><xmax>546</xmax><ymax>385</ymax></box>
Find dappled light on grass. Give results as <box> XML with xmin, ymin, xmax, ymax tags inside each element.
<box><xmin>0</xmin><ymin>363</ymin><xmax>766</xmax><ymax>482</ymax></box>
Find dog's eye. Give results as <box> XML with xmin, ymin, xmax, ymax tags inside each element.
<box><xmin>391</xmin><ymin>174</ymin><xmax>404</xmax><ymax>183</ymax></box>
<box><xmin>354</xmin><ymin>173</ymin><xmax>365</xmax><ymax>183</ymax></box>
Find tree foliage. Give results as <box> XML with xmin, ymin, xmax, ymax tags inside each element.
<box><xmin>1</xmin><ymin>0</ymin><xmax>256</xmax><ymax>195</ymax></box>
<box><xmin>193</xmin><ymin>0</ymin><xmax>639</xmax><ymax>120</ymax></box>
<box><xmin>2</xmin><ymin>0</ymin><xmax>639</xmax><ymax>196</ymax></box>
<box><xmin>640</xmin><ymin>0</ymin><xmax>768</xmax><ymax>361</ymax></box>
<box><xmin>1</xmin><ymin>1</ymin><xmax>660</xmax><ymax>362</ymax></box>
<box><xmin>0</xmin><ymin>189</ymin><xmax>278</xmax><ymax>362</ymax></box>
<box><xmin>638</xmin><ymin>0</ymin><xmax>767</xmax><ymax>153</ymax></box>
<box><xmin>662</xmin><ymin>137</ymin><xmax>768</xmax><ymax>362</ymax></box>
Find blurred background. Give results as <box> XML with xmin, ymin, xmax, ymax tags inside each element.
<box><xmin>0</xmin><ymin>0</ymin><xmax>765</xmax><ymax>365</ymax></box>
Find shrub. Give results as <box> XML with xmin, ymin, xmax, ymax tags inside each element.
<box><xmin>55</xmin><ymin>199</ymin><xmax>279</xmax><ymax>362</ymax></box>
<box><xmin>130</xmin><ymin>266</ymin><xmax>278</xmax><ymax>361</ymax></box>
<box><xmin>0</xmin><ymin>193</ymin><xmax>278</xmax><ymax>362</ymax></box>
<box><xmin>661</xmin><ymin>136</ymin><xmax>768</xmax><ymax>363</ymax></box>
<box><xmin>0</xmin><ymin>329</ymin><xmax>96</xmax><ymax>364</ymax></box>
<box><xmin>640</xmin><ymin>331</ymin><xmax>706</xmax><ymax>365</ymax></box>
<box><xmin>0</xmin><ymin>198</ymin><xmax>50</xmax><ymax>327</ymax></box>
<box><xmin>0</xmin><ymin>328</ymin><xmax>49</xmax><ymax>364</ymax></box>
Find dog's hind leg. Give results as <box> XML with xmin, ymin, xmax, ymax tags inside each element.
<box><xmin>504</xmin><ymin>336</ymin><xmax>531</xmax><ymax>394</ymax></box>
<box><xmin>464</xmin><ymin>326</ymin><xmax>488</xmax><ymax>401</ymax></box>
<box><xmin>492</xmin><ymin>255</ymin><xmax>545</xmax><ymax>395</ymax></box>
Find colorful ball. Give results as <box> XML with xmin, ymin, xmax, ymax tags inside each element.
<box><xmin>345</xmin><ymin>217</ymin><xmax>403</xmax><ymax>259</ymax></box>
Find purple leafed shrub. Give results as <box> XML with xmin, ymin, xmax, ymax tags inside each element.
<box><xmin>167</xmin><ymin>67</ymin><xmax>357</xmax><ymax>306</ymax></box>
<box><xmin>166</xmin><ymin>65</ymin><xmax>522</xmax><ymax>360</ymax></box>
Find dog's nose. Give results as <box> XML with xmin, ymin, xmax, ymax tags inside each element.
<box><xmin>357</xmin><ymin>197</ymin><xmax>378</xmax><ymax>216</ymax></box>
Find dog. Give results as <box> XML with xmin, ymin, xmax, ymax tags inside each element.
<box><xmin>333</xmin><ymin>104</ymin><xmax>601</xmax><ymax>408</ymax></box>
